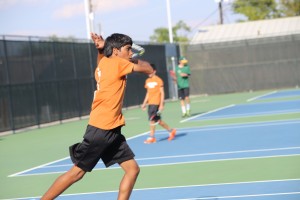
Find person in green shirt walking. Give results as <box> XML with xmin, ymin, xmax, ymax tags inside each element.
<box><xmin>174</xmin><ymin>56</ymin><xmax>191</xmax><ymax>117</ymax></box>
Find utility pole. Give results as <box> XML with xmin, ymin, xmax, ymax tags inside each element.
<box><xmin>218</xmin><ymin>0</ymin><xmax>224</xmax><ymax>24</ymax></box>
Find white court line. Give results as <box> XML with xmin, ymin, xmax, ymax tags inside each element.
<box><xmin>5</xmin><ymin>179</ymin><xmax>300</xmax><ymax>200</ymax></box>
<box><xmin>9</xmin><ymin>119</ymin><xmax>300</xmax><ymax>177</ymax></box>
<box><xmin>8</xmin><ymin>156</ymin><xmax>70</xmax><ymax>177</ymax></box>
<box><xmin>247</xmin><ymin>90</ymin><xmax>277</xmax><ymax>102</ymax></box>
<box><xmin>174</xmin><ymin>119</ymin><xmax>300</xmax><ymax>134</ymax></box>
<box><xmin>11</xmin><ymin>153</ymin><xmax>300</xmax><ymax>177</ymax></box>
<box><xmin>134</xmin><ymin>147</ymin><xmax>300</xmax><ymax>161</ymax></box>
<box><xmin>8</xmin><ymin>131</ymin><xmax>150</xmax><ymax>177</ymax></box>
<box><xmin>172</xmin><ymin>192</ymin><xmax>300</xmax><ymax>200</ymax></box>
<box><xmin>156</xmin><ymin>119</ymin><xmax>300</xmax><ymax>134</ymax></box>
<box><xmin>180</xmin><ymin>104</ymin><xmax>235</xmax><ymax>123</ymax></box>
<box><xmin>188</xmin><ymin>109</ymin><xmax>300</xmax><ymax>121</ymax></box>
<box><xmin>19</xmin><ymin>146</ymin><xmax>300</xmax><ymax>168</ymax></box>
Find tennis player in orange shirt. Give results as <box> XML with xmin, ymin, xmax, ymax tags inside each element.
<box><xmin>41</xmin><ymin>33</ymin><xmax>153</xmax><ymax>200</ymax></box>
<box><xmin>141</xmin><ymin>64</ymin><xmax>176</xmax><ymax>144</ymax></box>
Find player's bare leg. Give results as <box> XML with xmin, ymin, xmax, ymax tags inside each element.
<box><xmin>41</xmin><ymin>165</ymin><xmax>85</xmax><ymax>200</ymax></box>
<box><xmin>180</xmin><ymin>99</ymin><xmax>187</xmax><ymax>117</ymax></box>
<box><xmin>185</xmin><ymin>96</ymin><xmax>191</xmax><ymax>116</ymax></box>
<box><xmin>159</xmin><ymin>120</ymin><xmax>170</xmax><ymax>130</ymax></box>
<box><xmin>118</xmin><ymin>159</ymin><xmax>140</xmax><ymax>200</ymax></box>
<box><xmin>149</xmin><ymin>122</ymin><xmax>156</xmax><ymax>137</ymax></box>
<box><xmin>159</xmin><ymin>120</ymin><xmax>176</xmax><ymax>141</ymax></box>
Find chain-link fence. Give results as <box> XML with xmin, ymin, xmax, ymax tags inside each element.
<box><xmin>0</xmin><ymin>36</ymin><xmax>175</xmax><ymax>133</ymax></box>
<box><xmin>4</xmin><ymin>33</ymin><xmax>296</xmax><ymax>133</ymax></box>
<box><xmin>185</xmin><ymin>34</ymin><xmax>300</xmax><ymax>95</ymax></box>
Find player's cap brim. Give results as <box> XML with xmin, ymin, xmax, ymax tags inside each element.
<box><xmin>179</xmin><ymin>56</ymin><xmax>188</xmax><ymax>63</ymax></box>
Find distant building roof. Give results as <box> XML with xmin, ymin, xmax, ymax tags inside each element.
<box><xmin>191</xmin><ymin>16</ymin><xmax>300</xmax><ymax>44</ymax></box>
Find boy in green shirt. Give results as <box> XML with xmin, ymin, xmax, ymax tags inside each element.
<box><xmin>174</xmin><ymin>56</ymin><xmax>191</xmax><ymax>117</ymax></box>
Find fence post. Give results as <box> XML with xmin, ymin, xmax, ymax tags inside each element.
<box><xmin>28</xmin><ymin>37</ymin><xmax>40</xmax><ymax>128</ymax></box>
<box><xmin>2</xmin><ymin>37</ymin><xmax>15</xmax><ymax>133</ymax></box>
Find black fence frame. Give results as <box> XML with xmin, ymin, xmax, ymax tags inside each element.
<box><xmin>0</xmin><ymin>36</ymin><xmax>173</xmax><ymax>133</ymax></box>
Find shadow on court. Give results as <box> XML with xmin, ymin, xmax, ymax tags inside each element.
<box><xmin>190</xmin><ymin>112</ymin><xmax>205</xmax><ymax>117</ymax></box>
<box><xmin>157</xmin><ymin>132</ymin><xmax>187</xmax><ymax>142</ymax></box>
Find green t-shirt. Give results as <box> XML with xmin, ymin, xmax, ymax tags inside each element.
<box><xmin>175</xmin><ymin>65</ymin><xmax>191</xmax><ymax>89</ymax></box>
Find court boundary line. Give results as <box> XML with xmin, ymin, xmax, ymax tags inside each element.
<box><xmin>8</xmin><ymin>131</ymin><xmax>150</xmax><ymax>177</ymax></box>
<box><xmin>10</xmin><ymin>154</ymin><xmax>300</xmax><ymax>177</ymax></box>
<box><xmin>180</xmin><ymin>104</ymin><xmax>235</xmax><ymax>123</ymax></box>
<box><xmin>247</xmin><ymin>90</ymin><xmax>277</xmax><ymax>102</ymax></box>
<box><xmin>5</xmin><ymin>178</ymin><xmax>300</xmax><ymax>200</ymax></box>
<box><xmin>9</xmin><ymin>119</ymin><xmax>300</xmax><ymax>177</ymax></box>
<box><xmin>8</xmin><ymin>156</ymin><xmax>70</xmax><ymax>177</ymax></box>
<box><xmin>188</xmin><ymin>109</ymin><xmax>300</xmax><ymax>121</ymax></box>
<box><xmin>163</xmin><ymin>118</ymin><xmax>300</xmax><ymax>134</ymax></box>
<box><xmin>172</xmin><ymin>191</ymin><xmax>300</xmax><ymax>200</ymax></box>
<box><xmin>181</xmin><ymin>99</ymin><xmax>300</xmax><ymax>122</ymax></box>
<box><xmin>16</xmin><ymin>146</ymin><xmax>300</xmax><ymax>169</ymax></box>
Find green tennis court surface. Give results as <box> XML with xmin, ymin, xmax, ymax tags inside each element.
<box><xmin>1</xmin><ymin>88</ymin><xmax>299</xmax><ymax>199</ymax></box>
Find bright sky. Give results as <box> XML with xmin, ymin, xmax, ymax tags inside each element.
<box><xmin>0</xmin><ymin>0</ymin><xmax>240</xmax><ymax>41</ymax></box>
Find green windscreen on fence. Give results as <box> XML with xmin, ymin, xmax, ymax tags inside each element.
<box><xmin>0</xmin><ymin>37</ymin><xmax>171</xmax><ymax>133</ymax></box>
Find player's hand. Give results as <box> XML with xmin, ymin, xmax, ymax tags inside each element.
<box><xmin>91</xmin><ymin>32</ymin><xmax>104</xmax><ymax>50</ymax></box>
<box><xmin>141</xmin><ymin>104</ymin><xmax>146</xmax><ymax>110</ymax></box>
<box><xmin>159</xmin><ymin>105</ymin><xmax>164</xmax><ymax>111</ymax></box>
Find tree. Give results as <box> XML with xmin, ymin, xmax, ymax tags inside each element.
<box><xmin>232</xmin><ymin>0</ymin><xmax>279</xmax><ymax>21</ymax></box>
<box><xmin>150</xmin><ymin>28</ymin><xmax>169</xmax><ymax>43</ymax></box>
<box><xmin>150</xmin><ymin>20</ymin><xmax>191</xmax><ymax>43</ymax></box>
<box><xmin>278</xmin><ymin>0</ymin><xmax>300</xmax><ymax>17</ymax></box>
<box><xmin>47</xmin><ymin>34</ymin><xmax>76</xmax><ymax>42</ymax></box>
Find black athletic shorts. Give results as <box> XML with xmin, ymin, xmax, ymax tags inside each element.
<box><xmin>178</xmin><ymin>88</ymin><xmax>190</xmax><ymax>100</ymax></box>
<box><xmin>69</xmin><ymin>125</ymin><xmax>135</xmax><ymax>172</ymax></box>
<box><xmin>148</xmin><ymin>104</ymin><xmax>161</xmax><ymax>122</ymax></box>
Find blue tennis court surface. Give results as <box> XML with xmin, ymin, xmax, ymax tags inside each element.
<box><xmin>185</xmin><ymin>99</ymin><xmax>300</xmax><ymax>121</ymax></box>
<box><xmin>247</xmin><ymin>89</ymin><xmax>300</xmax><ymax>102</ymax></box>
<box><xmin>254</xmin><ymin>89</ymin><xmax>300</xmax><ymax>100</ymax></box>
<box><xmin>185</xmin><ymin>89</ymin><xmax>300</xmax><ymax>122</ymax></box>
<box><xmin>7</xmin><ymin>90</ymin><xmax>300</xmax><ymax>200</ymax></box>
<box><xmin>9</xmin><ymin>119</ymin><xmax>300</xmax><ymax>200</ymax></box>
<box><xmin>10</xmin><ymin>119</ymin><xmax>300</xmax><ymax>177</ymax></box>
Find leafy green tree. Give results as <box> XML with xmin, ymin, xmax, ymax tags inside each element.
<box><xmin>150</xmin><ymin>20</ymin><xmax>191</xmax><ymax>43</ymax></box>
<box><xmin>150</xmin><ymin>28</ymin><xmax>169</xmax><ymax>43</ymax></box>
<box><xmin>173</xmin><ymin>20</ymin><xmax>191</xmax><ymax>43</ymax></box>
<box><xmin>278</xmin><ymin>0</ymin><xmax>300</xmax><ymax>17</ymax></box>
<box><xmin>232</xmin><ymin>0</ymin><xmax>279</xmax><ymax>21</ymax></box>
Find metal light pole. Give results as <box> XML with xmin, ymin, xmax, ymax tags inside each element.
<box><xmin>166</xmin><ymin>0</ymin><xmax>178</xmax><ymax>99</ymax></box>
<box><xmin>84</xmin><ymin>0</ymin><xmax>94</xmax><ymax>39</ymax></box>
<box><xmin>166</xmin><ymin>0</ymin><xmax>174</xmax><ymax>43</ymax></box>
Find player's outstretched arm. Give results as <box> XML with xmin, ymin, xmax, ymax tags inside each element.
<box><xmin>90</xmin><ymin>32</ymin><xmax>105</xmax><ymax>64</ymax></box>
<box><xmin>133</xmin><ymin>60</ymin><xmax>153</xmax><ymax>74</ymax></box>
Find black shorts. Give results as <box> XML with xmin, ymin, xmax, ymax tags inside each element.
<box><xmin>178</xmin><ymin>88</ymin><xmax>190</xmax><ymax>100</ymax></box>
<box><xmin>69</xmin><ymin>125</ymin><xmax>135</xmax><ymax>172</ymax></box>
<box><xmin>148</xmin><ymin>105</ymin><xmax>161</xmax><ymax>122</ymax></box>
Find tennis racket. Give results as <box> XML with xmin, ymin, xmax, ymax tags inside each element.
<box><xmin>132</xmin><ymin>43</ymin><xmax>145</xmax><ymax>58</ymax></box>
<box><xmin>149</xmin><ymin>110</ymin><xmax>161</xmax><ymax>126</ymax></box>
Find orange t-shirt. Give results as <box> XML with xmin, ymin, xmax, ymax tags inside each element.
<box><xmin>89</xmin><ymin>56</ymin><xmax>134</xmax><ymax>130</ymax></box>
<box><xmin>144</xmin><ymin>75</ymin><xmax>163</xmax><ymax>105</ymax></box>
